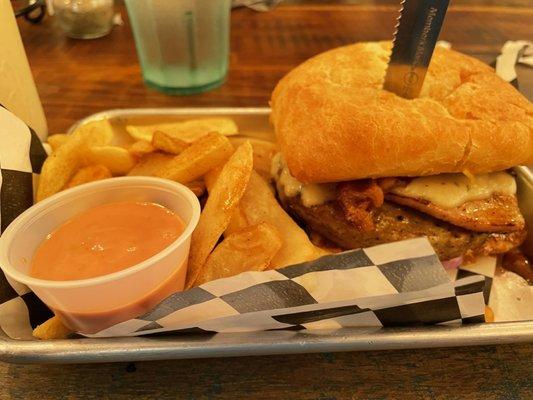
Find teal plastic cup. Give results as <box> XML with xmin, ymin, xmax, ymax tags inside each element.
<box><xmin>125</xmin><ymin>0</ymin><xmax>231</xmax><ymax>95</ymax></box>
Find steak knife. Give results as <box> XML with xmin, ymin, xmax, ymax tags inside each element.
<box><xmin>383</xmin><ymin>0</ymin><xmax>450</xmax><ymax>99</ymax></box>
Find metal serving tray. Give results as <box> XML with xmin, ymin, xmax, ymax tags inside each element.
<box><xmin>1</xmin><ymin>108</ymin><xmax>532</xmax><ymax>364</ymax></box>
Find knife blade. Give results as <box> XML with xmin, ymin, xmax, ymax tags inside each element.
<box><xmin>383</xmin><ymin>0</ymin><xmax>450</xmax><ymax>99</ymax></box>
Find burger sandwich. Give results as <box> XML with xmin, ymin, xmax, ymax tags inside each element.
<box><xmin>270</xmin><ymin>42</ymin><xmax>533</xmax><ymax>263</ymax></box>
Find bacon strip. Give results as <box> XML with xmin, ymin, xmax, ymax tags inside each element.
<box><xmin>338</xmin><ymin>180</ymin><xmax>384</xmax><ymax>232</ymax></box>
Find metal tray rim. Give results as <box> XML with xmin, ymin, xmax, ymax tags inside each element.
<box><xmin>2</xmin><ymin>321</ymin><xmax>533</xmax><ymax>364</ymax></box>
<box><xmin>66</xmin><ymin>107</ymin><xmax>272</xmax><ymax>134</ymax></box>
<box><xmin>1</xmin><ymin>107</ymin><xmax>531</xmax><ymax>364</ymax></box>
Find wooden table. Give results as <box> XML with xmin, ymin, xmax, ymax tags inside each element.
<box><xmin>2</xmin><ymin>2</ymin><xmax>532</xmax><ymax>399</ymax></box>
<box><xmin>18</xmin><ymin>1</ymin><xmax>533</xmax><ymax>133</ymax></box>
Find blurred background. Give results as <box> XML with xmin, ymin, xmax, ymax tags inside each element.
<box><xmin>5</xmin><ymin>0</ymin><xmax>532</xmax><ymax>133</ymax></box>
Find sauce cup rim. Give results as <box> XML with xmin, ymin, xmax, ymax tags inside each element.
<box><xmin>0</xmin><ymin>176</ymin><xmax>201</xmax><ymax>289</ymax></box>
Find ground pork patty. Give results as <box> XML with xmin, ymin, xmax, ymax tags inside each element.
<box><xmin>280</xmin><ymin>194</ymin><xmax>526</xmax><ymax>260</ymax></box>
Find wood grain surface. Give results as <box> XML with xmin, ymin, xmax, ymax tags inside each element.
<box><xmin>16</xmin><ymin>2</ymin><xmax>533</xmax><ymax>133</ymax></box>
<box><xmin>2</xmin><ymin>2</ymin><xmax>532</xmax><ymax>399</ymax></box>
<box><xmin>2</xmin><ymin>344</ymin><xmax>532</xmax><ymax>400</ymax></box>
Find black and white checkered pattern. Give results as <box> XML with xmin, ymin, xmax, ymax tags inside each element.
<box><xmin>447</xmin><ymin>256</ymin><xmax>497</xmax><ymax>306</ymax></box>
<box><xmin>87</xmin><ymin>238</ymin><xmax>486</xmax><ymax>337</ymax></box>
<box><xmin>0</xmin><ymin>105</ymin><xmax>51</xmax><ymax>339</ymax></box>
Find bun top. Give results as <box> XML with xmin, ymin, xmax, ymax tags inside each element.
<box><xmin>270</xmin><ymin>42</ymin><xmax>533</xmax><ymax>183</ymax></box>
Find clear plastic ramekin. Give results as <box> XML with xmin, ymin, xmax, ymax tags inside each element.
<box><xmin>0</xmin><ymin>177</ymin><xmax>200</xmax><ymax>334</ymax></box>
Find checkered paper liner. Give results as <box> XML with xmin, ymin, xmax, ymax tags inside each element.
<box><xmin>0</xmin><ymin>40</ymin><xmax>531</xmax><ymax>339</ymax></box>
<box><xmin>0</xmin><ymin>104</ymin><xmax>53</xmax><ymax>339</ymax></box>
<box><xmin>88</xmin><ymin>239</ymin><xmax>485</xmax><ymax>337</ymax></box>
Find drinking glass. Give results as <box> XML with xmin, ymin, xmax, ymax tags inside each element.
<box><xmin>125</xmin><ymin>0</ymin><xmax>231</xmax><ymax>95</ymax></box>
<box><xmin>53</xmin><ymin>0</ymin><xmax>115</xmax><ymax>39</ymax></box>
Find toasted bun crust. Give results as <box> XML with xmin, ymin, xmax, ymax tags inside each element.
<box><xmin>271</xmin><ymin>42</ymin><xmax>533</xmax><ymax>183</ymax></box>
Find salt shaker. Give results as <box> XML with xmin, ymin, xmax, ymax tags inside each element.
<box><xmin>53</xmin><ymin>0</ymin><xmax>114</xmax><ymax>39</ymax></box>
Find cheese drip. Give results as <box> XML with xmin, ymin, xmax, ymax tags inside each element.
<box><xmin>391</xmin><ymin>172</ymin><xmax>516</xmax><ymax>208</ymax></box>
<box><xmin>271</xmin><ymin>153</ymin><xmax>336</xmax><ymax>207</ymax></box>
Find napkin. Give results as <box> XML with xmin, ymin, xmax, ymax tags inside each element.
<box><xmin>495</xmin><ymin>41</ymin><xmax>533</xmax><ymax>85</ymax></box>
<box><xmin>232</xmin><ymin>0</ymin><xmax>283</xmax><ymax>12</ymax></box>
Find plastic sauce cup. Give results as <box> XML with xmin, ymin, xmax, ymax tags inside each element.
<box><xmin>0</xmin><ymin>177</ymin><xmax>200</xmax><ymax>334</ymax></box>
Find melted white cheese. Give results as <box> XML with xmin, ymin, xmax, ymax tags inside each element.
<box><xmin>391</xmin><ymin>172</ymin><xmax>516</xmax><ymax>208</ymax></box>
<box><xmin>271</xmin><ymin>153</ymin><xmax>336</xmax><ymax>207</ymax></box>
